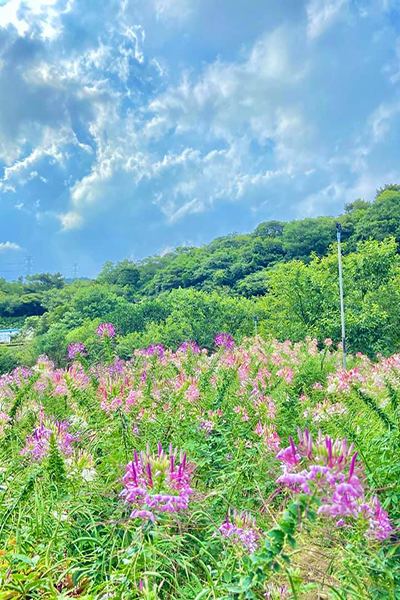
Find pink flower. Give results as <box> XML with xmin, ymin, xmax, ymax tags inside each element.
<box><xmin>97</xmin><ymin>323</ymin><xmax>115</xmax><ymax>338</ymax></box>
<box><xmin>68</xmin><ymin>342</ymin><xmax>87</xmax><ymax>360</ymax></box>
<box><xmin>21</xmin><ymin>420</ymin><xmax>78</xmax><ymax>460</ymax></box>
<box><xmin>215</xmin><ymin>332</ymin><xmax>234</xmax><ymax>350</ymax></box>
<box><xmin>276</xmin><ymin>430</ymin><xmax>393</xmax><ymax>540</ymax></box>
<box><xmin>121</xmin><ymin>443</ymin><xmax>195</xmax><ymax>521</ymax></box>
<box><xmin>217</xmin><ymin>510</ymin><xmax>260</xmax><ymax>553</ymax></box>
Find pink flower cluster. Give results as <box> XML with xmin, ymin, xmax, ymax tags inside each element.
<box><xmin>21</xmin><ymin>419</ymin><xmax>78</xmax><ymax>460</ymax></box>
<box><xmin>276</xmin><ymin>429</ymin><xmax>393</xmax><ymax>540</ymax></box>
<box><xmin>121</xmin><ymin>443</ymin><xmax>195</xmax><ymax>521</ymax></box>
<box><xmin>178</xmin><ymin>341</ymin><xmax>200</xmax><ymax>354</ymax></box>
<box><xmin>145</xmin><ymin>344</ymin><xmax>165</xmax><ymax>358</ymax></box>
<box><xmin>254</xmin><ymin>421</ymin><xmax>280</xmax><ymax>453</ymax></box>
<box><xmin>303</xmin><ymin>399</ymin><xmax>347</xmax><ymax>423</ymax></box>
<box><xmin>97</xmin><ymin>323</ymin><xmax>116</xmax><ymax>338</ymax></box>
<box><xmin>215</xmin><ymin>332</ymin><xmax>234</xmax><ymax>351</ymax></box>
<box><xmin>68</xmin><ymin>342</ymin><xmax>87</xmax><ymax>360</ymax></box>
<box><xmin>218</xmin><ymin>509</ymin><xmax>260</xmax><ymax>553</ymax></box>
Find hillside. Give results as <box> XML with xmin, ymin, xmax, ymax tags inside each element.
<box><xmin>1</xmin><ymin>185</ymin><xmax>400</xmax><ymax>371</ymax></box>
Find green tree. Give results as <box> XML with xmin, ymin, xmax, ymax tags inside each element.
<box><xmin>282</xmin><ymin>217</ymin><xmax>336</xmax><ymax>261</ymax></box>
<box><xmin>259</xmin><ymin>238</ymin><xmax>400</xmax><ymax>356</ymax></box>
<box><xmin>354</xmin><ymin>189</ymin><xmax>400</xmax><ymax>244</ymax></box>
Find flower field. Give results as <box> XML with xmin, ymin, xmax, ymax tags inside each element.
<box><xmin>0</xmin><ymin>328</ymin><xmax>399</xmax><ymax>599</ymax></box>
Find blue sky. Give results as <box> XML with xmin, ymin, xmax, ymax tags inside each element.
<box><xmin>0</xmin><ymin>0</ymin><xmax>400</xmax><ymax>278</ymax></box>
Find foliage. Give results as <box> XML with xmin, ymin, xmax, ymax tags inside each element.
<box><xmin>259</xmin><ymin>238</ymin><xmax>400</xmax><ymax>357</ymax></box>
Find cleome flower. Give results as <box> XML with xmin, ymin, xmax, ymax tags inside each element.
<box><xmin>145</xmin><ymin>343</ymin><xmax>165</xmax><ymax>358</ymax></box>
<box><xmin>120</xmin><ymin>443</ymin><xmax>195</xmax><ymax>522</ymax></box>
<box><xmin>276</xmin><ymin>429</ymin><xmax>393</xmax><ymax>540</ymax></box>
<box><xmin>97</xmin><ymin>323</ymin><xmax>116</xmax><ymax>338</ymax></box>
<box><xmin>21</xmin><ymin>419</ymin><xmax>78</xmax><ymax>460</ymax></box>
<box><xmin>67</xmin><ymin>342</ymin><xmax>87</xmax><ymax>360</ymax></box>
<box><xmin>217</xmin><ymin>509</ymin><xmax>260</xmax><ymax>553</ymax></box>
<box><xmin>215</xmin><ymin>332</ymin><xmax>234</xmax><ymax>351</ymax></box>
<box><xmin>177</xmin><ymin>341</ymin><xmax>200</xmax><ymax>354</ymax></box>
<box><xmin>65</xmin><ymin>450</ymin><xmax>97</xmax><ymax>482</ymax></box>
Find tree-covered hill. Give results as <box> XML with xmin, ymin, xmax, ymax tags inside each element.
<box><xmin>97</xmin><ymin>184</ymin><xmax>400</xmax><ymax>297</ymax></box>
<box><xmin>2</xmin><ymin>184</ymin><xmax>400</xmax><ymax>370</ymax></box>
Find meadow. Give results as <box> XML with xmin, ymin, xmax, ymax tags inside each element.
<box><xmin>0</xmin><ymin>325</ymin><xmax>399</xmax><ymax>599</ymax></box>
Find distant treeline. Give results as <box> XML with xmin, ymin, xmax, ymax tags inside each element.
<box><xmin>1</xmin><ymin>184</ymin><xmax>400</xmax><ymax>371</ymax></box>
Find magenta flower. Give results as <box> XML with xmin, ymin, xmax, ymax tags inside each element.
<box><xmin>21</xmin><ymin>420</ymin><xmax>78</xmax><ymax>460</ymax></box>
<box><xmin>68</xmin><ymin>342</ymin><xmax>87</xmax><ymax>360</ymax></box>
<box><xmin>97</xmin><ymin>323</ymin><xmax>116</xmax><ymax>338</ymax></box>
<box><xmin>177</xmin><ymin>341</ymin><xmax>200</xmax><ymax>354</ymax></box>
<box><xmin>215</xmin><ymin>332</ymin><xmax>234</xmax><ymax>351</ymax></box>
<box><xmin>217</xmin><ymin>510</ymin><xmax>260</xmax><ymax>553</ymax></box>
<box><xmin>360</xmin><ymin>497</ymin><xmax>393</xmax><ymax>540</ymax></box>
<box><xmin>276</xmin><ymin>429</ymin><xmax>393</xmax><ymax>540</ymax></box>
<box><xmin>145</xmin><ymin>344</ymin><xmax>165</xmax><ymax>358</ymax></box>
<box><xmin>120</xmin><ymin>443</ymin><xmax>195</xmax><ymax>521</ymax></box>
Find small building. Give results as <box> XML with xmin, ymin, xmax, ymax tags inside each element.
<box><xmin>0</xmin><ymin>329</ymin><xmax>19</xmax><ymax>344</ymax></box>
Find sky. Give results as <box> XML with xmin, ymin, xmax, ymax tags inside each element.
<box><xmin>0</xmin><ymin>0</ymin><xmax>400</xmax><ymax>279</ymax></box>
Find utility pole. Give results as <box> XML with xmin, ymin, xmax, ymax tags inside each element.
<box><xmin>335</xmin><ymin>223</ymin><xmax>346</xmax><ymax>370</ymax></box>
<box><xmin>73</xmin><ymin>262</ymin><xmax>78</xmax><ymax>279</ymax></box>
<box><xmin>24</xmin><ymin>255</ymin><xmax>34</xmax><ymax>278</ymax></box>
<box><xmin>254</xmin><ymin>315</ymin><xmax>258</xmax><ymax>337</ymax></box>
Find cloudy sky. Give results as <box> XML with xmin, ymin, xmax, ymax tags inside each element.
<box><xmin>0</xmin><ymin>0</ymin><xmax>400</xmax><ymax>278</ymax></box>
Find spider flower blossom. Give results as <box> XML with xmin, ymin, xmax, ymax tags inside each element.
<box><xmin>218</xmin><ymin>509</ymin><xmax>260</xmax><ymax>553</ymax></box>
<box><xmin>215</xmin><ymin>332</ymin><xmax>234</xmax><ymax>351</ymax></box>
<box><xmin>21</xmin><ymin>420</ymin><xmax>78</xmax><ymax>460</ymax></box>
<box><xmin>68</xmin><ymin>342</ymin><xmax>87</xmax><ymax>360</ymax></box>
<box><xmin>121</xmin><ymin>443</ymin><xmax>195</xmax><ymax>521</ymax></box>
<box><xmin>276</xmin><ymin>429</ymin><xmax>393</xmax><ymax>540</ymax></box>
<box><xmin>177</xmin><ymin>341</ymin><xmax>200</xmax><ymax>354</ymax></box>
<box><xmin>97</xmin><ymin>323</ymin><xmax>116</xmax><ymax>338</ymax></box>
<box><xmin>255</xmin><ymin>422</ymin><xmax>280</xmax><ymax>453</ymax></box>
<box><xmin>145</xmin><ymin>344</ymin><xmax>165</xmax><ymax>358</ymax></box>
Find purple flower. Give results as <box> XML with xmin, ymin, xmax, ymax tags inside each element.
<box><xmin>360</xmin><ymin>497</ymin><xmax>393</xmax><ymax>540</ymax></box>
<box><xmin>145</xmin><ymin>344</ymin><xmax>165</xmax><ymax>358</ymax></box>
<box><xmin>97</xmin><ymin>323</ymin><xmax>116</xmax><ymax>338</ymax></box>
<box><xmin>68</xmin><ymin>342</ymin><xmax>87</xmax><ymax>360</ymax></box>
<box><xmin>120</xmin><ymin>443</ymin><xmax>195</xmax><ymax>521</ymax></box>
<box><xmin>218</xmin><ymin>510</ymin><xmax>260</xmax><ymax>553</ymax></box>
<box><xmin>276</xmin><ymin>429</ymin><xmax>393</xmax><ymax>540</ymax></box>
<box><xmin>215</xmin><ymin>332</ymin><xmax>234</xmax><ymax>351</ymax></box>
<box><xmin>177</xmin><ymin>341</ymin><xmax>200</xmax><ymax>354</ymax></box>
<box><xmin>21</xmin><ymin>419</ymin><xmax>78</xmax><ymax>460</ymax></box>
<box><xmin>199</xmin><ymin>420</ymin><xmax>214</xmax><ymax>434</ymax></box>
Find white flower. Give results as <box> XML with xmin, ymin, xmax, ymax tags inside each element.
<box><xmin>52</xmin><ymin>510</ymin><xmax>68</xmax><ymax>521</ymax></box>
<box><xmin>81</xmin><ymin>468</ymin><xmax>97</xmax><ymax>482</ymax></box>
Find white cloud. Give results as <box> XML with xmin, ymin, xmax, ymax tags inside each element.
<box><xmin>307</xmin><ymin>0</ymin><xmax>349</xmax><ymax>39</ymax></box>
<box><xmin>0</xmin><ymin>0</ymin><xmax>72</xmax><ymax>40</ymax></box>
<box><xmin>59</xmin><ymin>210</ymin><xmax>84</xmax><ymax>230</ymax></box>
<box><xmin>370</xmin><ymin>101</ymin><xmax>400</xmax><ymax>143</ymax></box>
<box><xmin>0</xmin><ymin>241</ymin><xmax>21</xmax><ymax>251</ymax></box>
<box><xmin>146</xmin><ymin>27</ymin><xmax>308</xmax><ymax>153</ymax></box>
<box><xmin>1</xmin><ymin>0</ymin><xmax>400</xmax><ymax>248</ymax></box>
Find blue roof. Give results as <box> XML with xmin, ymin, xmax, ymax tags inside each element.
<box><xmin>0</xmin><ymin>329</ymin><xmax>19</xmax><ymax>333</ymax></box>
